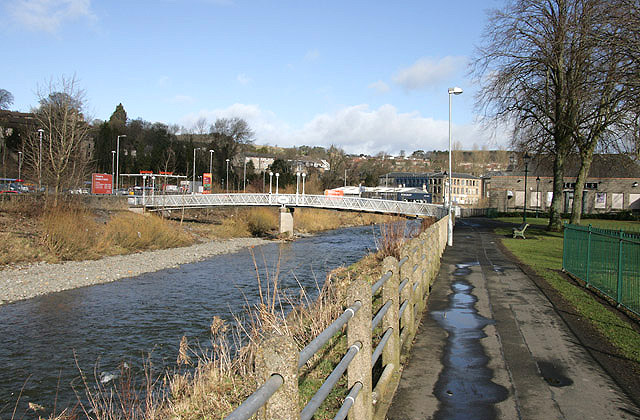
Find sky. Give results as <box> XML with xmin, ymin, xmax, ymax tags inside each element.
<box><xmin>1</xmin><ymin>0</ymin><xmax>510</xmax><ymax>155</ymax></box>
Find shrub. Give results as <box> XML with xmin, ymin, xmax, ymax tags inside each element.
<box><xmin>244</xmin><ymin>208</ymin><xmax>278</xmax><ymax>237</ymax></box>
<box><xmin>41</xmin><ymin>205</ymin><xmax>101</xmax><ymax>261</ymax></box>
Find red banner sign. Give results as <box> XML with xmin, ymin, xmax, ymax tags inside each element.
<box><xmin>92</xmin><ymin>173</ymin><xmax>113</xmax><ymax>194</ymax></box>
<box><xmin>203</xmin><ymin>173</ymin><xmax>212</xmax><ymax>194</ymax></box>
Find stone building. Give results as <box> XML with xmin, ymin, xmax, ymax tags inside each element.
<box><xmin>378</xmin><ymin>171</ymin><xmax>482</xmax><ymax>205</ymax></box>
<box><xmin>484</xmin><ymin>154</ymin><xmax>640</xmax><ymax>213</ymax></box>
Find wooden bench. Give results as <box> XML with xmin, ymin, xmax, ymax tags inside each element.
<box><xmin>512</xmin><ymin>223</ymin><xmax>529</xmax><ymax>239</ymax></box>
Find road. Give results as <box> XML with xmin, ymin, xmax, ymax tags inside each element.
<box><xmin>386</xmin><ymin>218</ymin><xmax>640</xmax><ymax>420</ymax></box>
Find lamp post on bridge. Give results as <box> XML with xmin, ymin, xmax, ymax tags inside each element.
<box><xmin>296</xmin><ymin>172</ymin><xmax>300</xmax><ymax>204</ymax></box>
<box><xmin>302</xmin><ymin>172</ymin><xmax>306</xmax><ymax>197</ymax></box>
<box><xmin>275</xmin><ymin>172</ymin><xmax>280</xmax><ymax>195</ymax></box>
<box><xmin>209</xmin><ymin>149</ymin><xmax>214</xmax><ymax>192</ymax></box>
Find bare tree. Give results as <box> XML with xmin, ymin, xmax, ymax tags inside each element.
<box><xmin>0</xmin><ymin>89</ymin><xmax>14</xmax><ymax>110</ymax></box>
<box><xmin>208</xmin><ymin>117</ymin><xmax>255</xmax><ymax>182</ymax></box>
<box><xmin>473</xmin><ymin>0</ymin><xmax>639</xmax><ymax>230</ymax></box>
<box><xmin>31</xmin><ymin>76</ymin><xmax>92</xmax><ymax>204</ymax></box>
<box><xmin>193</xmin><ymin>117</ymin><xmax>209</xmax><ymax>135</ymax></box>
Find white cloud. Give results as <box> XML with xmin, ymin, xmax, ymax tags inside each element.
<box><xmin>6</xmin><ymin>0</ymin><xmax>96</xmax><ymax>33</ymax></box>
<box><xmin>236</xmin><ymin>73</ymin><xmax>252</xmax><ymax>85</ymax></box>
<box><xmin>393</xmin><ymin>56</ymin><xmax>468</xmax><ymax>91</ymax></box>
<box><xmin>180</xmin><ymin>103</ymin><xmax>509</xmax><ymax>155</ymax></box>
<box><xmin>170</xmin><ymin>95</ymin><xmax>195</xmax><ymax>104</ymax></box>
<box><xmin>304</xmin><ymin>49</ymin><xmax>320</xmax><ymax>62</ymax></box>
<box><xmin>368</xmin><ymin>80</ymin><xmax>390</xmax><ymax>94</ymax></box>
<box><xmin>157</xmin><ymin>76</ymin><xmax>170</xmax><ymax>87</ymax></box>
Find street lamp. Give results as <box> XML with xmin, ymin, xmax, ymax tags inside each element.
<box><xmin>226</xmin><ymin>159</ymin><xmax>230</xmax><ymax>192</ymax></box>
<box><xmin>523</xmin><ymin>152</ymin><xmax>531</xmax><ymax>224</ymax></box>
<box><xmin>192</xmin><ymin>147</ymin><xmax>199</xmax><ymax>194</ymax></box>
<box><xmin>111</xmin><ymin>150</ymin><xmax>116</xmax><ymax>194</ymax></box>
<box><xmin>209</xmin><ymin>149</ymin><xmax>214</xmax><ymax>178</ymax></box>
<box><xmin>17</xmin><ymin>151</ymin><xmax>22</xmax><ymax>181</ymax></box>
<box><xmin>243</xmin><ymin>158</ymin><xmax>248</xmax><ymax>192</ymax></box>
<box><xmin>536</xmin><ymin>176</ymin><xmax>541</xmax><ymax>218</ymax></box>
<box><xmin>116</xmin><ymin>134</ymin><xmax>126</xmax><ymax>192</ymax></box>
<box><xmin>37</xmin><ymin>129</ymin><xmax>44</xmax><ymax>191</ymax></box>
<box><xmin>296</xmin><ymin>172</ymin><xmax>300</xmax><ymax>196</ymax></box>
<box><xmin>302</xmin><ymin>172</ymin><xmax>306</xmax><ymax>196</ymax></box>
<box><xmin>447</xmin><ymin>86</ymin><xmax>463</xmax><ymax>247</ymax></box>
<box><xmin>269</xmin><ymin>171</ymin><xmax>273</xmax><ymax>194</ymax></box>
<box><xmin>275</xmin><ymin>172</ymin><xmax>280</xmax><ymax>194</ymax></box>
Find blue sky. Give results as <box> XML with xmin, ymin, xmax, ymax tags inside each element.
<box><xmin>1</xmin><ymin>0</ymin><xmax>509</xmax><ymax>154</ymax></box>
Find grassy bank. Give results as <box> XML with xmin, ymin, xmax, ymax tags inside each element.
<box><xmin>495</xmin><ymin>217</ymin><xmax>640</xmax><ymax>365</ymax></box>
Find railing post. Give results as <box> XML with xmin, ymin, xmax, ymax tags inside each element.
<box><xmin>347</xmin><ymin>279</ymin><xmax>373</xmax><ymax>420</ymax></box>
<box><xmin>617</xmin><ymin>229</ymin><xmax>624</xmax><ymax>306</ymax></box>
<box><xmin>382</xmin><ymin>256</ymin><xmax>400</xmax><ymax>370</ymax></box>
<box><xmin>586</xmin><ymin>225</ymin><xmax>592</xmax><ymax>286</ymax></box>
<box><xmin>399</xmin><ymin>249</ymin><xmax>416</xmax><ymax>345</ymax></box>
<box><xmin>412</xmin><ymin>244</ymin><xmax>425</xmax><ymax>315</ymax></box>
<box><xmin>255</xmin><ymin>334</ymin><xmax>299</xmax><ymax>420</ymax></box>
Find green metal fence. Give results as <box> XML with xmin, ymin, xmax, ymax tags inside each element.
<box><xmin>563</xmin><ymin>223</ymin><xmax>640</xmax><ymax>316</ymax></box>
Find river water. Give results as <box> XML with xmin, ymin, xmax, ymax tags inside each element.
<box><xmin>0</xmin><ymin>225</ymin><xmax>379</xmax><ymax>418</ymax></box>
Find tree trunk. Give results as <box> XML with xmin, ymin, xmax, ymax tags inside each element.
<box><xmin>570</xmin><ymin>148</ymin><xmax>595</xmax><ymax>225</ymax></box>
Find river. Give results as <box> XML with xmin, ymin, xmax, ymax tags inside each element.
<box><xmin>0</xmin><ymin>224</ymin><xmax>379</xmax><ymax>419</ymax></box>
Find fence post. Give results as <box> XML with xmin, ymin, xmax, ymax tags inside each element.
<box><xmin>255</xmin><ymin>334</ymin><xmax>299</xmax><ymax>420</ymax></box>
<box><xmin>617</xmin><ymin>229</ymin><xmax>624</xmax><ymax>306</ymax></box>
<box><xmin>399</xmin><ymin>249</ymin><xmax>416</xmax><ymax>343</ymax></box>
<box><xmin>382</xmin><ymin>256</ymin><xmax>400</xmax><ymax>370</ymax></box>
<box><xmin>586</xmin><ymin>225</ymin><xmax>592</xmax><ymax>287</ymax></box>
<box><xmin>347</xmin><ymin>279</ymin><xmax>373</xmax><ymax>420</ymax></box>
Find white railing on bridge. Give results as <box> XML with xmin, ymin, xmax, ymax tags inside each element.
<box><xmin>130</xmin><ymin>193</ymin><xmax>446</xmax><ymax>218</ymax></box>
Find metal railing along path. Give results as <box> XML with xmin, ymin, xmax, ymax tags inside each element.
<box><xmin>131</xmin><ymin>193</ymin><xmax>446</xmax><ymax>218</ymax></box>
<box><xmin>563</xmin><ymin>223</ymin><xmax>640</xmax><ymax>316</ymax></box>
<box><xmin>223</xmin><ymin>216</ymin><xmax>450</xmax><ymax>420</ymax></box>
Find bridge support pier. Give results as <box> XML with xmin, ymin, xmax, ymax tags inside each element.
<box><xmin>279</xmin><ymin>207</ymin><xmax>294</xmax><ymax>237</ymax></box>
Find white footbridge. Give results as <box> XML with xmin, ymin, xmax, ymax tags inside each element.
<box><xmin>130</xmin><ymin>193</ymin><xmax>445</xmax><ymax>219</ymax></box>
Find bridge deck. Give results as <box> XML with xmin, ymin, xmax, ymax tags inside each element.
<box><xmin>130</xmin><ymin>193</ymin><xmax>446</xmax><ymax>218</ymax></box>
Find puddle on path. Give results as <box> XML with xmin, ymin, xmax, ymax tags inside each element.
<box><xmin>536</xmin><ymin>360</ymin><xmax>574</xmax><ymax>387</ymax></box>
<box><xmin>431</xmin><ymin>262</ymin><xmax>508</xmax><ymax>420</ymax></box>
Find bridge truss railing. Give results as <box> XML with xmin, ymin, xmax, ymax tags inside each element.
<box><xmin>131</xmin><ymin>193</ymin><xmax>446</xmax><ymax>218</ymax></box>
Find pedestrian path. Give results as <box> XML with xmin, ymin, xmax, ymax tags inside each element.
<box><xmin>386</xmin><ymin>218</ymin><xmax>639</xmax><ymax>420</ymax></box>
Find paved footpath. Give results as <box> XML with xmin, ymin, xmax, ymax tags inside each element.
<box><xmin>387</xmin><ymin>218</ymin><xmax>640</xmax><ymax>420</ymax></box>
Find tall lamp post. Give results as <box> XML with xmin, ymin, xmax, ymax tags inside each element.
<box><xmin>447</xmin><ymin>86</ymin><xmax>463</xmax><ymax>247</ymax></box>
<box><xmin>192</xmin><ymin>147</ymin><xmax>199</xmax><ymax>194</ymax></box>
<box><xmin>37</xmin><ymin>129</ymin><xmax>44</xmax><ymax>191</ymax></box>
<box><xmin>116</xmin><ymin>134</ymin><xmax>126</xmax><ymax>192</ymax></box>
<box><xmin>243</xmin><ymin>158</ymin><xmax>247</xmax><ymax>192</ymax></box>
<box><xmin>269</xmin><ymin>171</ymin><xmax>273</xmax><ymax>194</ymax></box>
<box><xmin>111</xmin><ymin>150</ymin><xmax>116</xmax><ymax>194</ymax></box>
<box><xmin>302</xmin><ymin>172</ymin><xmax>306</xmax><ymax>196</ymax></box>
<box><xmin>523</xmin><ymin>152</ymin><xmax>531</xmax><ymax>224</ymax></box>
<box><xmin>225</xmin><ymin>159</ymin><xmax>230</xmax><ymax>192</ymax></box>
<box><xmin>209</xmin><ymin>149</ymin><xmax>214</xmax><ymax>187</ymax></box>
<box><xmin>275</xmin><ymin>172</ymin><xmax>280</xmax><ymax>194</ymax></box>
<box><xmin>536</xmin><ymin>176</ymin><xmax>541</xmax><ymax>218</ymax></box>
<box><xmin>17</xmin><ymin>151</ymin><xmax>22</xmax><ymax>181</ymax></box>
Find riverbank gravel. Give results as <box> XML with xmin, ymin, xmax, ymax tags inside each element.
<box><xmin>0</xmin><ymin>237</ymin><xmax>268</xmax><ymax>306</ymax></box>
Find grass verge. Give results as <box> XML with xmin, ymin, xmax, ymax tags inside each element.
<box><xmin>495</xmin><ymin>220</ymin><xmax>640</xmax><ymax>366</ymax></box>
